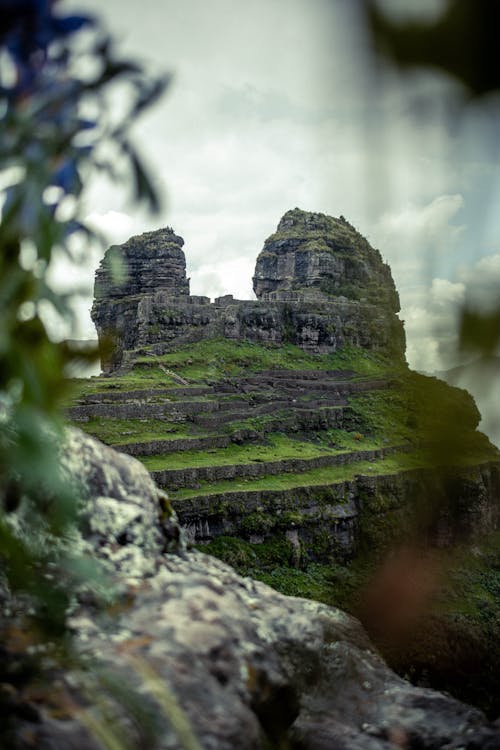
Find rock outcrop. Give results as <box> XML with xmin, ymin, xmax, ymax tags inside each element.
<box><xmin>94</xmin><ymin>226</ymin><xmax>189</xmax><ymax>300</ymax></box>
<box><xmin>91</xmin><ymin>210</ymin><xmax>405</xmax><ymax>372</ymax></box>
<box><xmin>253</xmin><ymin>209</ymin><xmax>399</xmax><ymax>311</ymax></box>
<box><xmin>73</xmin><ymin>209</ymin><xmax>500</xmax><ymax>726</ymax></box>
<box><xmin>4</xmin><ymin>430</ymin><xmax>499</xmax><ymax>749</ymax></box>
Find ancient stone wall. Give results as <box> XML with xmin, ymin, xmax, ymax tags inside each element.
<box><xmin>91</xmin><ymin>209</ymin><xmax>406</xmax><ymax>371</ymax></box>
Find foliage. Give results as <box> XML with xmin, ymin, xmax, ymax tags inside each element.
<box><xmin>367</xmin><ymin>0</ymin><xmax>500</xmax><ymax>365</ymax></box>
<box><xmin>366</xmin><ymin>533</ymin><xmax>500</xmax><ymax>719</ymax></box>
<box><xmin>0</xmin><ymin>1</ymin><xmax>167</xmax><ymax>631</ymax></box>
<box><xmin>367</xmin><ymin>0</ymin><xmax>500</xmax><ymax>99</ymax></box>
<box><xmin>200</xmin><ymin>535</ymin><xmax>361</xmax><ymax>606</ymax></box>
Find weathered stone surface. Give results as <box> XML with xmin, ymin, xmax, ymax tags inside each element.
<box><xmin>92</xmin><ymin>227</ymin><xmax>189</xmax><ymax>370</ymax></box>
<box><xmin>5</xmin><ymin>433</ymin><xmax>499</xmax><ymax>749</ymax></box>
<box><xmin>94</xmin><ymin>226</ymin><xmax>189</xmax><ymax>300</ymax></box>
<box><xmin>59</xmin><ymin>427</ymin><xmax>182</xmax><ymax>580</ymax></box>
<box><xmin>91</xmin><ymin>210</ymin><xmax>405</xmax><ymax>371</ymax></box>
<box><xmin>253</xmin><ymin>208</ymin><xmax>400</xmax><ymax>311</ymax></box>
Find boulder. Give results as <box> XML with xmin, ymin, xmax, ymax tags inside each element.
<box><xmin>4</xmin><ymin>430</ymin><xmax>499</xmax><ymax>749</ymax></box>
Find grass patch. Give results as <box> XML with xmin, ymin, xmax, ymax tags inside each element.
<box><xmin>199</xmin><ymin>535</ymin><xmax>365</xmax><ymax>607</ymax></box>
<box><xmin>139</xmin><ymin>432</ymin><xmax>383</xmax><ymax>471</ymax></box>
<box><xmin>372</xmin><ymin>532</ymin><xmax>500</xmax><ymax>719</ymax></box>
<box><xmin>76</xmin><ymin>418</ymin><xmax>192</xmax><ymax>445</ymax></box>
<box><xmin>131</xmin><ymin>339</ymin><xmax>394</xmax><ymax>381</ymax></box>
<box><xmin>348</xmin><ymin>373</ymin><xmax>498</xmax><ymax>463</ymax></box>
<box><xmin>66</xmin><ymin>369</ymin><xmax>183</xmax><ymax>399</ymax></box>
<box><xmin>170</xmin><ymin>451</ymin><xmax>434</xmax><ymax>500</ymax></box>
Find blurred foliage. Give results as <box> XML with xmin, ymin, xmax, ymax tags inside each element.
<box><xmin>0</xmin><ymin>2</ymin><xmax>182</xmax><ymax>747</ymax></box>
<box><xmin>0</xmin><ymin>1</ymin><xmax>167</xmax><ymax>633</ymax></box>
<box><xmin>362</xmin><ymin>0</ymin><xmax>500</xmax><ymax>711</ymax></box>
<box><xmin>367</xmin><ymin>0</ymin><xmax>500</xmax><ymax>98</ymax></box>
<box><xmin>367</xmin><ymin>0</ymin><xmax>500</xmax><ymax>362</ymax></box>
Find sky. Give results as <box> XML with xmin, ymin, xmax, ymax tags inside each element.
<box><xmin>56</xmin><ymin>0</ymin><xmax>500</xmax><ymax>384</ymax></box>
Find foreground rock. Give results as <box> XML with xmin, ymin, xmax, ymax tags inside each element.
<box><xmin>5</xmin><ymin>430</ymin><xmax>499</xmax><ymax>749</ymax></box>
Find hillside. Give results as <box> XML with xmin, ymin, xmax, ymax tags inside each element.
<box><xmin>69</xmin><ymin>209</ymin><xmax>500</xmax><ymax>715</ymax></box>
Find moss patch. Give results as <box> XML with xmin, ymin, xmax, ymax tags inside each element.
<box><xmin>139</xmin><ymin>433</ymin><xmax>381</xmax><ymax>471</ymax></box>
<box><xmin>76</xmin><ymin>418</ymin><xmax>192</xmax><ymax>445</ymax></box>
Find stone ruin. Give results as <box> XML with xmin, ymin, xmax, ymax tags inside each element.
<box><xmin>91</xmin><ymin>208</ymin><xmax>406</xmax><ymax>371</ymax></box>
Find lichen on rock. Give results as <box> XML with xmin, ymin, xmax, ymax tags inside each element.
<box><xmin>59</xmin><ymin>427</ymin><xmax>182</xmax><ymax>582</ymax></box>
<box><xmin>5</xmin><ymin>433</ymin><xmax>499</xmax><ymax>749</ymax></box>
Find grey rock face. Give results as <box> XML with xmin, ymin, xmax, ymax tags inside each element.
<box><xmin>91</xmin><ymin>227</ymin><xmax>190</xmax><ymax>369</ymax></box>
<box><xmin>8</xmin><ymin>433</ymin><xmax>499</xmax><ymax>749</ymax></box>
<box><xmin>91</xmin><ymin>210</ymin><xmax>406</xmax><ymax>372</ymax></box>
<box><xmin>94</xmin><ymin>227</ymin><xmax>189</xmax><ymax>301</ymax></box>
<box><xmin>253</xmin><ymin>209</ymin><xmax>400</xmax><ymax>313</ymax></box>
<box><xmin>59</xmin><ymin>427</ymin><xmax>182</xmax><ymax>580</ymax></box>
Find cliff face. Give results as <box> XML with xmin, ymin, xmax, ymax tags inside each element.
<box><xmin>91</xmin><ymin>210</ymin><xmax>405</xmax><ymax>372</ymax></box>
<box><xmin>253</xmin><ymin>209</ymin><xmax>400</xmax><ymax>312</ymax></box>
<box><xmin>75</xmin><ymin>211</ymin><xmax>500</xmax><ymax>721</ymax></box>
<box><xmin>92</xmin><ymin>227</ymin><xmax>189</xmax><ymax>370</ymax></box>
<box><xmin>94</xmin><ymin>226</ymin><xmax>189</xmax><ymax>300</ymax></box>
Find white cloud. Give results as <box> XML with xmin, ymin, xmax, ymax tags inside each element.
<box><xmin>371</xmin><ymin>194</ymin><xmax>465</xmax><ymax>274</ymax></box>
<box><xmin>399</xmin><ymin>277</ymin><xmax>465</xmax><ymax>372</ymax></box>
<box><xmin>85</xmin><ymin>211</ymin><xmax>135</xmax><ymax>243</ymax></box>
<box><xmin>58</xmin><ymin>0</ymin><xmax>500</xmax><ymax>379</ymax></box>
<box><xmin>191</xmin><ymin>257</ymin><xmax>255</xmax><ymax>300</ymax></box>
<box><xmin>458</xmin><ymin>252</ymin><xmax>500</xmax><ymax>312</ymax></box>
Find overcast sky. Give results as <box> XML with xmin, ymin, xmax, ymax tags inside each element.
<box><xmin>57</xmin><ymin>0</ymin><xmax>500</xmax><ymax>380</ymax></box>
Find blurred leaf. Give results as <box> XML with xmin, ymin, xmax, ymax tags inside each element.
<box><xmin>128</xmin><ymin>146</ymin><xmax>161</xmax><ymax>213</ymax></box>
<box><xmin>0</xmin><ymin>0</ymin><xmax>167</xmax><ymax>643</ymax></box>
<box><xmin>459</xmin><ymin>307</ymin><xmax>500</xmax><ymax>356</ymax></box>
<box><xmin>367</xmin><ymin>0</ymin><xmax>500</xmax><ymax>97</ymax></box>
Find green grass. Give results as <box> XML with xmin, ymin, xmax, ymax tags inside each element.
<box><xmin>67</xmin><ymin>369</ymin><xmax>181</xmax><ymax>398</ymax></box>
<box><xmin>375</xmin><ymin>532</ymin><xmax>500</xmax><ymax>719</ymax></box>
<box><xmin>347</xmin><ymin>373</ymin><xmax>498</xmax><ymax>463</ymax></box>
<box><xmin>198</xmin><ymin>535</ymin><xmax>362</xmax><ymax>606</ymax></box>
<box><xmin>170</xmin><ymin>451</ymin><xmax>435</xmax><ymax>500</ymax></box>
<box><xmin>78</xmin><ymin>418</ymin><xmax>192</xmax><ymax>445</ymax></box>
<box><xmin>131</xmin><ymin>339</ymin><xmax>394</xmax><ymax>381</ymax></box>
<box><xmin>437</xmin><ymin>531</ymin><xmax>500</xmax><ymax>620</ymax></box>
<box><xmin>139</xmin><ymin>432</ymin><xmax>384</xmax><ymax>471</ymax></box>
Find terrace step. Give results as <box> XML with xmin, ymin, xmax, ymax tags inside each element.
<box><xmin>68</xmin><ymin>399</ymin><xmax>216</xmax><ymax>421</ymax></box>
<box><xmin>117</xmin><ymin>434</ymin><xmax>231</xmax><ymax>457</ymax></box>
<box><xmin>191</xmin><ymin>400</ymin><xmax>348</xmax><ymax>429</ymax></box>
<box><xmin>239</xmin><ymin>369</ymin><xmax>355</xmax><ymax>380</ymax></box>
<box><xmin>152</xmin><ymin>445</ymin><xmax>401</xmax><ymax>491</ymax></box>
<box><xmin>235</xmin><ymin>375</ymin><xmax>391</xmax><ymax>394</ymax></box>
<box><xmin>76</xmin><ymin>385</ymin><xmax>215</xmax><ymax>403</ymax></box>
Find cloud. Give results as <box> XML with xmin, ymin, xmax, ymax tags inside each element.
<box><xmin>371</xmin><ymin>194</ymin><xmax>465</xmax><ymax>282</ymax></box>
<box><xmin>191</xmin><ymin>257</ymin><xmax>255</xmax><ymax>300</ymax></box>
<box><xmin>401</xmin><ymin>254</ymin><xmax>500</xmax><ymax>374</ymax></box>
<box><xmin>85</xmin><ymin>211</ymin><xmax>135</xmax><ymax>243</ymax></box>
<box><xmin>402</xmin><ymin>278</ymin><xmax>465</xmax><ymax>372</ymax></box>
<box><xmin>459</xmin><ymin>252</ymin><xmax>500</xmax><ymax>312</ymax></box>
